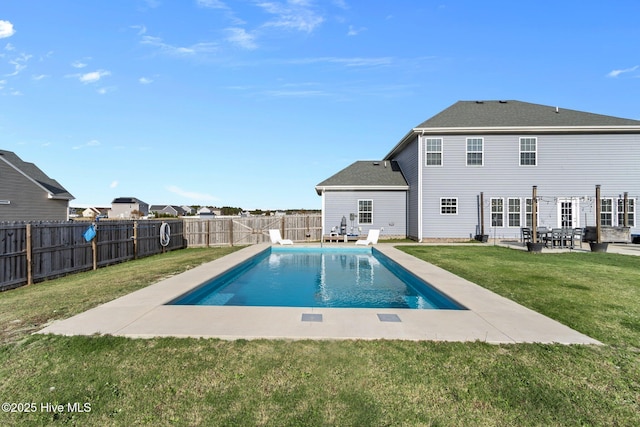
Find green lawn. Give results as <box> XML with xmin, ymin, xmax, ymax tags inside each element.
<box><xmin>1</xmin><ymin>246</ymin><xmax>639</xmax><ymax>426</ymax></box>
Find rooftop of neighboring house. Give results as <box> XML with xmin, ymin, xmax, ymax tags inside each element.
<box><xmin>0</xmin><ymin>149</ymin><xmax>74</xmax><ymax>200</ymax></box>
<box><xmin>112</xmin><ymin>197</ymin><xmax>147</xmax><ymax>205</ymax></box>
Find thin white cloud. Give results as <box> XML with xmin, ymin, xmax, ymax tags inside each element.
<box><xmin>73</xmin><ymin>139</ymin><xmax>101</xmax><ymax>150</ymax></box>
<box><xmin>166</xmin><ymin>185</ymin><xmax>219</xmax><ymax>202</ymax></box>
<box><xmin>4</xmin><ymin>42</ymin><xmax>15</xmax><ymax>51</ymax></box>
<box><xmin>71</xmin><ymin>59</ymin><xmax>90</xmax><ymax>68</ymax></box>
<box><xmin>141</xmin><ymin>35</ymin><xmax>218</xmax><ymax>56</ymax></box>
<box><xmin>347</xmin><ymin>25</ymin><xmax>366</xmax><ymax>36</ymax></box>
<box><xmin>110</xmin><ymin>180</ymin><xmax>119</xmax><ymax>189</ymax></box>
<box><xmin>257</xmin><ymin>1</ymin><xmax>324</xmax><ymax>33</ymax></box>
<box><xmin>32</xmin><ymin>74</ymin><xmax>48</xmax><ymax>81</ymax></box>
<box><xmin>196</xmin><ymin>0</ymin><xmax>228</xmax><ymax>9</ymax></box>
<box><xmin>97</xmin><ymin>86</ymin><xmax>116</xmax><ymax>95</ymax></box>
<box><xmin>79</xmin><ymin>70</ymin><xmax>111</xmax><ymax>83</ymax></box>
<box><xmin>139</xmin><ymin>77</ymin><xmax>153</xmax><ymax>84</ymax></box>
<box><xmin>6</xmin><ymin>53</ymin><xmax>32</xmax><ymax>76</ymax></box>
<box><xmin>0</xmin><ymin>20</ymin><xmax>15</xmax><ymax>38</ymax></box>
<box><xmin>226</xmin><ymin>27</ymin><xmax>258</xmax><ymax>50</ymax></box>
<box><xmin>130</xmin><ymin>25</ymin><xmax>147</xmax><ymax>36</ymax></box>
<box><xmin>288</xmin><ymin>56</ymin><xmax>393</xmax><ymax>67</ymax></box>
<box><xmin>607</xmin><ymin>65</ymin><xmax>639</xmax><ymax>78</ymax></box>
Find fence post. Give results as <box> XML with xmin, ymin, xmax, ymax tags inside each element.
<box><xmin>206</xmin><ymin>220</ymin><xmax>210</xmax><ymax>247</ymax></box>
<box><xmin>92</xmin><ymin>222</ymin><xmax>98</xmax><ymax>270</ymax></box>
<box><xmin>281</xmin><ymin>216</ymin><xmax>285</xmax><ymax>240</ymax></box>
<box><xmin>229</xmin><ymin>219</ymin><xmax>234</xmax><ymax>247</ymax></box>
<box><xmin>133</xmin><ymin>220</ymin><xmax>138</xmax><ymax>259</ymax></box>
<box><xmin>26</xmin><ymin>223</ymin><xmax>33</xmax><ymax>286</ymax></box>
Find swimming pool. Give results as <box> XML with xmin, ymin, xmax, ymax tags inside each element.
<box><xmin>169</xmin><ymin>247</ymin><xmax>465</xmax><ymax>310</ymax></box>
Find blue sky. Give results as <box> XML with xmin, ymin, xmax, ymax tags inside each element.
<box><xmin>1</xmin><ymin>1</ymin><xmax>639</xmax><ymax>210</ymax></box>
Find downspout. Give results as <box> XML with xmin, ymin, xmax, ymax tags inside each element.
<box><xmin>321</xmin><ymin>189</ymin><xmax>326</xmax><ymax>242</ymax></box>
<box><xmin>417</xmin><ymin>133</ymin><xmax>424</xmax><ymax>242</ymax></box>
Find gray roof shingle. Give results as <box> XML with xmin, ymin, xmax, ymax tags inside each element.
<box><xmin>0</xmin><ymin>149</ymin><xmax>74</xmax><ymax>200</ymax></box>
<box><xmin>416</xmin><ymin>100</ymin><xmax>640</xmax><ymax>128</ymax></box>
<box><xmin>315</xmin><ymin>160</ymin><xmax>408</xmax><ymax>194</ymax></box>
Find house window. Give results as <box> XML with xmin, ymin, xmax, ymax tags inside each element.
<box><xmin>600</xmin><ymin>198</ymin><xmax>613</xmax><ymax>226</ymax></box>
<box><xmin>358</xmin><ymin>200</ymin><xmax>372</xmax><ymax>224</ymax></box>
<box><xmin>425</xmin><ymin>138</ymin><xmax>443</xmax><ymax>166</ymax></box>
<box><xmin>525</xmin><ymin>198</ymin><xmax>533</xmax><ymax>227</ymax></box>
<box><xmin>508</xmin><ymin>198</ymin><xmax>521</xmax><ymax>227</ymax></box>
<box><xmin>617</xmin><ymin>198</ymin><xmax>635</xmax><ymax>227</ymax></box>
<box><xmin>491</xmin><ymin>198</ymin><xmax>504</xmax><ymax>227</ymax></box>
<box><xmin>466</xmin><ymin>138</ymin><xmax>483</xmax><ymax>166</ymax></box>
<box><xmin>520</xmin><ymin>137</ymin><xmax>537</xmax><ymax>166</ymax></box>
<box><xmin>440</xmin><ymin>198</ymin><xmax>457</xmax><ymax>215</ymax></box>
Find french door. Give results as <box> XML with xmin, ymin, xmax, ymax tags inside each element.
<box><xmin>557</xmin><ymin>198</ymin><xmax>579</xmax><ymax>228</ymax></box>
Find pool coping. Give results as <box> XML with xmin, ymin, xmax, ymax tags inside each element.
<box><xmin>37</xmin><ymin>244</ymin><xmax>601</xmax><ymax>344</ymax></box>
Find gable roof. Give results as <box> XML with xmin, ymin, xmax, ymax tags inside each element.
<box><xmin>417</xmin><ymin>100</ymin><xmax>640</xmax><ymax>128</ymax></box>
<box><xmin>315</xmin><ymin>160</ymin><xmax>408</xmax><ymax>195</ymax></box>
<box><xmin>112</xmin><ymin>197</ymin><xmax>147</xmax><ymax>204</ymax></box>
<box><xmin>385</xmin><ymin>100</ymin><xmax>640</xmax><ymax>159</ymax></box>
<box><xmin>0</xmin><ymin>149</ymin><xmax>74</xmax><ymax>200</ymax></box>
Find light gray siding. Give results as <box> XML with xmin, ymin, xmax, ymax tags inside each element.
<box><xmin>0</xmin><ymin>161</ymin><xmax>69</xmax><ymax>221</ymax></box>
<box><xmin>322</xmin><ymin>190</ymin><xmax>407</xmax><ymax>237</ymax></box>
<box><xmin>412</xmin><ymin>133</ymin><xmax>640</xmax><ymax>239</ymax></box>
<box><xmin>393</xmin><ymin>137</ymin><xmax>419</xmax><ymax>239</ymax></box>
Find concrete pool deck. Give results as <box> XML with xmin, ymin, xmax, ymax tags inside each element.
<box><xmin>38</xmin><ymin>243</ymin><xmax>601</xmax><ymax>344</ymax></box>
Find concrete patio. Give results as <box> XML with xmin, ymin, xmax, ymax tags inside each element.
<box><xmin>38</xmin><ymin>243</ymin><xmax>603</xmax><ymax>344</ymax></box>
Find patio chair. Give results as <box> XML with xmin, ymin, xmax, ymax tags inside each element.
<box><xmin>572</xmin><ymin>228</ymin><xmax>583</xmax><ymax>249</ymax></box>
<box><xmin>549</xmin><ymin>228</ymin><xmax>563</xmax><ymax>248</ymax></box>
<box><xmin>355</xmin><ymin>229</ymin><xmax>380</xmax><ymax>246</ymax></box>
<box><xmin>269</xmin><ymin>229</ymin><xmax>293</xmax><ymax>245</ymax></box>
<box><xmin>521</xmin><ymin>227</ymin><xmax>532</xmax><ymax>245</ymax></box>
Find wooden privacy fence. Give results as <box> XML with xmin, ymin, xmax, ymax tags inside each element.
<box><xmin>1</xmin><ymin>215</ymin><xmax>321</xmax><ymax>291</ymax></box>
<box><xmin>0</xmin><ymin>220</ymin><xmax>185</xmax><ymax>291</ymax></box>
<box><xmin>183</xmin><ymin>215</ymin><xmax>322</xmax><ymax>247</ymax></box>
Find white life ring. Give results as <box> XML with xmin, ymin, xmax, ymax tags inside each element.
<box><xmin>160</xmin><ymin>222</ymin><xmax>171</xmax><ymax>247</ymax></box>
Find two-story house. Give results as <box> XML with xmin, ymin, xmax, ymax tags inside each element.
<box><xmin>109</xmin><ymin>197</ymin><xmax>149</xmax><ymax>219</ymax></box>
<box><xmin>0</xmin><ymin>150</ymin><xmax>74</xmax><ymax>221</ymax></box>
<box><xmin>316</xmin><ymin>100</ymin><xmax>640</xmax><ymax>241</ymax></box>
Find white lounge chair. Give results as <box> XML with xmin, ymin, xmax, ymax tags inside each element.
<box><xmin>269</xmin><ymin>229</ymin><xmax>293</xmax><ymax>245</ymax></box>
<box><xmin>355</xmin><ymin>229</ymin><xmax>380</xmax><ymax>245</ymax></box>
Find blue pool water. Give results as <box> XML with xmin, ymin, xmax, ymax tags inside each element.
<box><xmin>169</xmin><ymin>247</ymin><xmax>465</xmax><ymax>310</ymax></box>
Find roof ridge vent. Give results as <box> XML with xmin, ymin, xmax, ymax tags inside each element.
<box><xmin>475</xmin><ymin>101</ymin><xmax>484</xmax><ymax>104</ymax></box>
<box><xmin>499</xmin><ymin>100</ymin><xmax>507</xmax><ymax>103</ymax></box>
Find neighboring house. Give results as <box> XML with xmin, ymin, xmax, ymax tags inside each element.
<box><xmin>317</xmin><ymin>100</ymin><xmax>640</xmax><ymax>240</ymax></box>
<box><xmin>109</xmin><ymin>197</ymin><xmax>149</xmax><ymax>219</ymax></box>
<box><xmin>82</xmin><ymin>207</ymin><xmax>109</xmax><ymax>218</ymax></box>
<box><xmin>150</xmin><ymin>205</ymin><xmax>188</xmax><ymax>217</ymax></box>
<box><xmin>0</xmin><ymin>149</ymin><xmax>74</xmax><ymax>221</ymax></box>
<box><xmin>181</xmin><ymin>205</ymin><xmax>195</xmax><ymax>216</ymax></box>
<box><xmin>315</xmin><ymin>161</ymin><xmax>409</xmax><ymax>238</ymax></box>
<box><xmin>196</xmin><ymin>207</ymin><xmax>215</xmax><ymax>217</ymax></box>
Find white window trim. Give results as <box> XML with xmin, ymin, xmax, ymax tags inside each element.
<box><xmin>466</xmin><ymin>137</ymin><xmax>484</xmax><ymax>166</ymax></box>
<box><xmin>600</xmin><ymin>198</ymin><xmax>614</xmax><ymax>227</ymax></box>
<box><xmin>507</xmin><ymin>197</ymin><xmax>521</xmax><ymax>228</ymax></box>
<box><xmin>440</xmin><ymin>197</ymin><xmax>458</xmax><ymax>215</ymax></box>
<box><xmin>490</xmin><ymin>197</ymin><xmax>504</xmax><ymax>227</ymax></box>
<box><xmin>519</xmin><ymin>137</ymin><xmax>537</xmax><ymax>167</ymax></box>
<box><xmin>424</xmin><ymin>137</ymin><xmax>443</xmax><ymax>167</ymax></box>
<box><xmin>357</xmin><ymin>199</ymin><xmax>373</xmax><ymax>225</ymax></box>
<box><xmin>616</xmin><ymin>197</ymin><xmax>636</xmax><ymax>227</ymax></box>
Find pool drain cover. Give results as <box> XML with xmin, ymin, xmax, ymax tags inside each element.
<box><xmin>301</xmin><ymin>313</ymin><xmax>323</xmax><ymax>322</ymax></box>
<box><xmin>377</xmin><ymin>313</ymin><xmax>401</xmax><ymax>322</ymax></box>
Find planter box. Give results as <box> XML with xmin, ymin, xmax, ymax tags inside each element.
<box><xmin>589</xmin><ymin>242</ymin><xmax>609</xmax><ymax>253</ymax></box>
<box><xmin>527</xmin><ymin>242</ymin><xmax>544</xmax><ymax>253</ymax></box>
<box><xmin>583</xmin><ymin>226</ymin><xmax>630</xmax><ymax>243</ymax></box>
